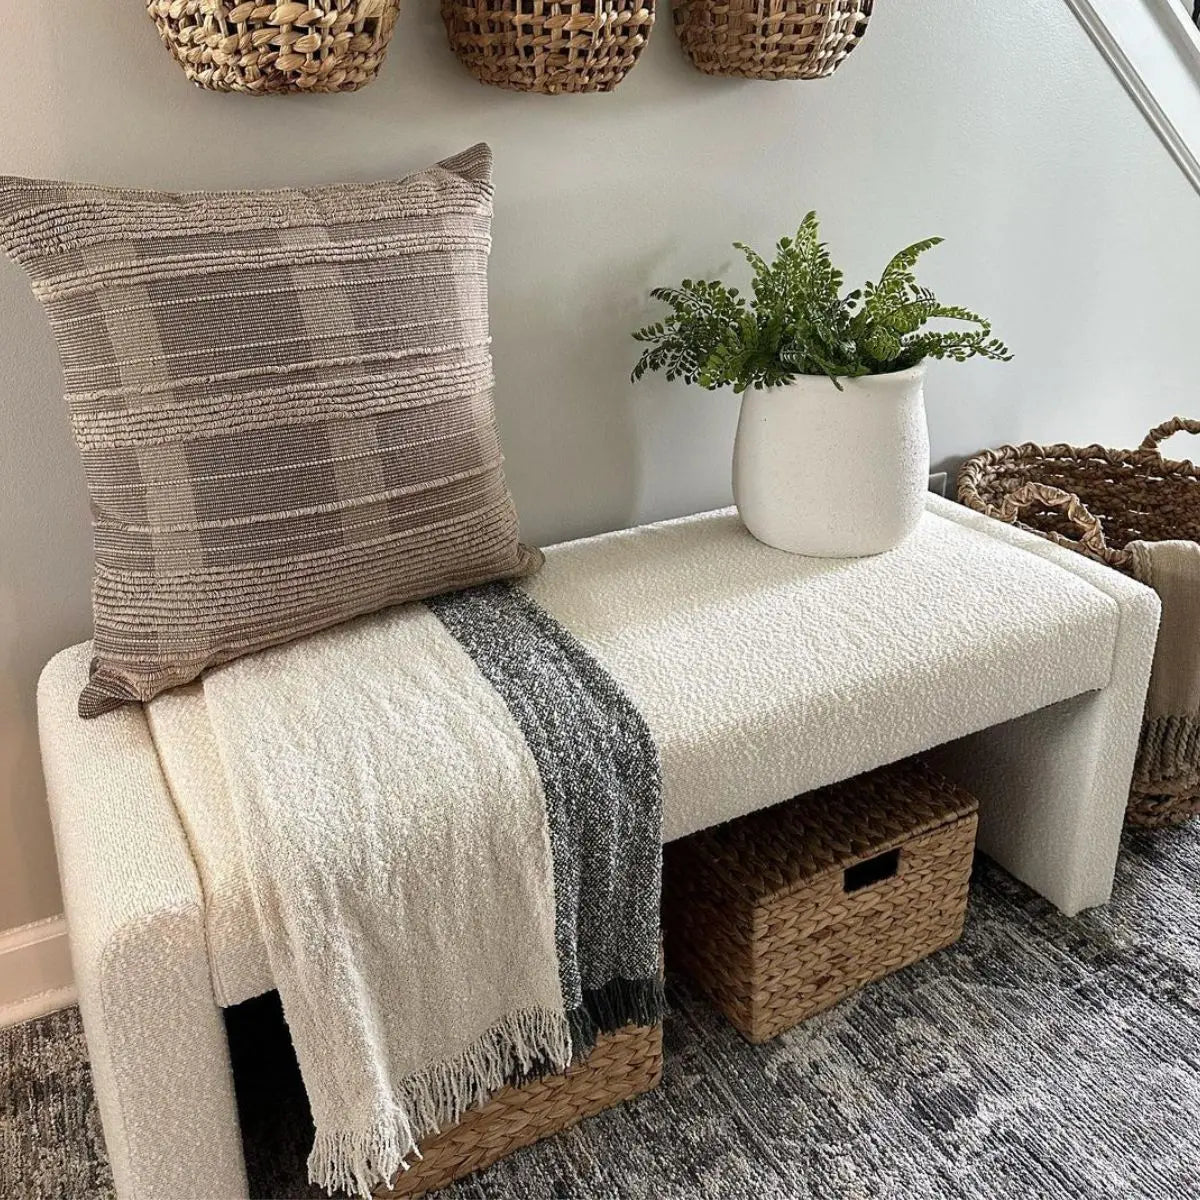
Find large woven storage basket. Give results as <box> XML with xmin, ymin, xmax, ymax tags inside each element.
<box><xmin>673</xmin><ymin>0</ymin><xmax>873</xmax><ymax>80</ymax></box>
<box><xmin>958</xmin><ymin>417</ymin><xmax>1200</xmax><ymax>827</ymax></box>
<box><xmin>664</xmin><ymin>757</ymin><xmax>977</xmax><ymax>1044</ymax></box>
<box><xmin>374</xmin><ymin>1022</ymin><xmax>662</xmax><ymax>1196</ymax></box>
<box><xmin>442</xmin><ymin>0</ymin><xmax>655</xmax><ymax>93</ymax></box>
<box><xmin>146</xmin><ymin>0</ymin><xmax>400</xmax><ymax>94</ymax></box>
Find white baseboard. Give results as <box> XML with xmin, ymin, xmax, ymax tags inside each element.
<box><xmin>0</xmin><ymin>915</ymin><xmax>76</xmax><ymax>1028</ymax></box>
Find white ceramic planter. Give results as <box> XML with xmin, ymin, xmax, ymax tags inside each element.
<box><xmin>732</xmin><ymin>362</ymin><xmax>930</xmax><ymax>557</ymax></box>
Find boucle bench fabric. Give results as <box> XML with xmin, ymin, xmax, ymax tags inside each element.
<box><xmin>145</xmin><ymin>498</ymin><xmax>1120</xmax><ymax>1010</ymax></box>
<box><xmin>38</xmin><ymin>492</ymin><xmax>1161</xmax><ymax>1200</ymax></box>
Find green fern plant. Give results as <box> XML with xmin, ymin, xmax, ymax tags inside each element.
<box><xmin>632</xmin><ymin>213</ymin><xmax>1011</xmax><ymax>393</ymax></box>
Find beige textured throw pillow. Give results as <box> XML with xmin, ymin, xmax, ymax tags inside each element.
<box><xmin>0</xmin><ymin>144</ymin><xmax>541</xmax><ymax>717</ymax></box>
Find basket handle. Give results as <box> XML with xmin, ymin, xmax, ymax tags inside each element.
<box><xmin>1139</xmin><ymin>417</ymin><xmax>1200</xmax><ymax>454</ymax></box>
<box><xmin>996</xmin><ymin>482</ymin><xmax>1125</xmax><ymax>566</ymax></box>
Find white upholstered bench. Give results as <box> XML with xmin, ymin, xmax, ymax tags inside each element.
<box><xmin>37</xmin><ymin>495</ymin><xmax>1159</xmax><ymax>1200</ymax></box>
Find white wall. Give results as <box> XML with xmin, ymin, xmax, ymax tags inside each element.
<box><xmin>2</xmin><ymin>0</ymin><xmax>1198</xmax><ymax>937</ymax></box>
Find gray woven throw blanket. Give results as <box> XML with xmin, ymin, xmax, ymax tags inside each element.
<box><xmin>200</xmin><ymin>582</ymin><xmax>662</xmax><ymax>1196</ymax></box>
<box><xmin>429</xmin><ymin>584</ymin><xmax>664</xmax><ymax>1056</ymax></box>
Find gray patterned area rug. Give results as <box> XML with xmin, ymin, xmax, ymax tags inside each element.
<box><xmin>4</xmin><ymin>823</ymin><xmax>1200</xmax><ymax>1200</ymax></box>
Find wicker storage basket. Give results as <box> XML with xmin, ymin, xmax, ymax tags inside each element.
<box><xmin>442</xmin><ymin>0</ymin><xmax>655</xmax><ymax>93</ymax></box>
<box><xmin>958</xmin><ymin>417</ymin><xmax>1200</xmax><ymax>827</ymax></box>
<box><xmin>663</xmin><ymin>758</ymin><xmax>977</xmax><ymax>1044</ymax></box>
<box><xmin>374</xmin><ymin>1022</ymin><xmax>662</xmax><ymax>1197</ymax></box>
<box><xmin>673</xmin><ymin>0</ymin><xmax>872</xmax><ymax>81</ymax></box>
<box><xmin>146</xmin><ymin>0</ymin><xmax>400</xmax><ymax>94</ymax></box>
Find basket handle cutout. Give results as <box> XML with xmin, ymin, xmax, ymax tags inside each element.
<box><xmin>843</xmin><ymin>848</ymin><xmax>900</xmax><ymax>893</ymax></box>
<box><xmin>1140</xmin><ymin>417</ymin><xmax>1200</xmax><ymax>455</ymax></box>
<box><xmin>996</xmin><ymin>482</ymin><xmax>1126</xmax><ymax>566</ymax></box>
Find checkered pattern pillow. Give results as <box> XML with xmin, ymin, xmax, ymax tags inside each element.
<box><xmin>0</xmin><ymin>144</ymin><xmax>540</xmax><ymax>716</ymax></box>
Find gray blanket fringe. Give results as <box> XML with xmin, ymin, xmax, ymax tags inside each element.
<box><xmin>428</xmin><ymin>583</ymin><xmax>664</xmax><ymax>1058</ymax></box>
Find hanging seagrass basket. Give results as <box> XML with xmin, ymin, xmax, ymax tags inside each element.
<box><xmin>958</xmin><ymin>417</ymin><xmax>1200</xmax><ymax>829</ymax></box>
<box><xmin>674</xmin><ymin>0</ymin><xmax>873</xmax><ymax>81</ymax></box>
<box><xmin>146</xmin><ymin>0</ymin><xmax>401</xmax><ymax>94</ymax></box>
<box><xmin>442</xmin><ymin>0</ymin><xmax>655</xmax><ymax>94</ymax></box>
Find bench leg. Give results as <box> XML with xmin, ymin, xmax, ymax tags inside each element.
<box><xmin>79</xmin><ymin>903</ymin><xmax>249</xmax><ymax>1200</ymax></box>
<box><xmin>926</xmin><ymin>494</ymin><xmax>1160</xmax><ymax>918</ymax></box>
<box><xmin>39</xmin><ymin>648</ymin><xmax>250</xmax><ymax>1199</ymax></box>
<box><xmin>933</xmin><ymin>692</ymin><xmax>1130</xmax><ymax>915</ymax></box>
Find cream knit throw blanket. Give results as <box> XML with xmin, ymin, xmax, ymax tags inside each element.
<box><xmin>202</xmin><ymin>586</ymin><xmax>662</xmax><ymax>1196</ymax></box>
<box><xmin>1128</xmin><ymin>539</ymin><xmax>1200</xmax><ymax>797</ymax></box>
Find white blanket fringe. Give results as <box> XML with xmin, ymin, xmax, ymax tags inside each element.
<box><xmin>308</xmin><ymin>1007</ymin><xmax>572</xmax><ymax>1198</ymax></box>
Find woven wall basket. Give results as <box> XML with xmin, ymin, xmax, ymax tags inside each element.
<box><xmin>958</xmin><ymin>417</ymin><xmax>1200</xmax><ymax>828</ymax></box>
<box><xmin>674</xmin><ymin>0</ymin><xmax>873</xmax><ymax>81</ymax></box>
<box><xmin>441</xmin><ymin>0</ymin><xmax>655</xmax><ymax>94</ymax></box>
<box><xmin>146</xmin><ymin>0</ymin><xmax>401</xmax><ymax>94</ymax></box>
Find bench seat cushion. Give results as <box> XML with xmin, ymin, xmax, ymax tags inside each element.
<box><xmin>137</xmin><ymin>498</ymin><xmax>1117</xmax><ymax>1006</ymax></box>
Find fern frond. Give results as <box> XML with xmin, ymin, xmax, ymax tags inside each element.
<box><xmin>878</xmin><ymin>237</ymin><xmax>944</xmax><ymax>286</ymax></box>
<box><xmin>630</xmin><ymin>220</ymin><xmax>1008</xmax><ymax>390</ymax></box>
